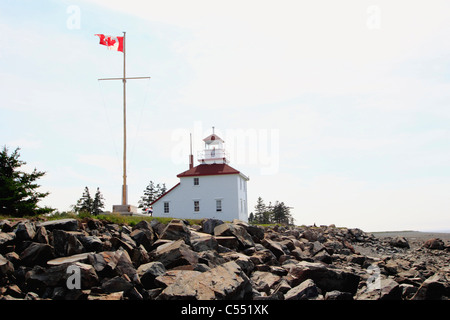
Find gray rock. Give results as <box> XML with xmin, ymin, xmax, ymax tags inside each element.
<box><xmin>160</xmin><ymin>219</ymin><xmax>191</xmax><ymax>243</ymax></box>
<box><xmin>25</xmin><ymin>262</ymin><xmax>98</xmax><ymax>291</ymax></box>
<box><xmin>88</xmin><ymin>251</ymin><xmax>120</xmax><ymax>275</ymax></box>
<box><xmin>0</xmin><ymin>232</ymin><xmax>15</xmax><ymax>248</ymax></box>
<box><xmin>19</xmin><ymin>242</ymin><xmax>55</xmax><ymax>267</ymax></box>
<box><xmin>38</xmin><ymin>219</ymin><xmax>79</xmax><ymax>231</ymax></box>
<box><xmin>79</xmin><ymin>235</ymin><xmax>103</xmax><ymax>252</ymax></box>
<box><xmin>101</xmin><ymin>275</ymin><xmax>134</xmax><ymax>293</ymax></box>
<box><xmin>137</xmin><ymin>261</ymin><xmax>166</xmax><ymax>289</ymax></box>
<box><xmin>15</xmin><ymin>221</ymin><xmax>36</xmax><ymax>241</ymax></box>
<box><xmin>412</xmin><ymin>273</ymin><xmax>447</xmax><ymax>300</ymax></box>
<box><xmin>251</xmin><ymin>271</ymin><xmax>281</xmax><ymax>294</ymax></box>
<box><xmin>47</xmin><ymin>252</ymin><xmax>91</xmax><ymax>266</ymax></box>
<box><xmin>202</xmin><ymin>219</ymin><xmax>224</xmax><ymax>235</ymax></box>
<box><xmin>157</xmin><ymin>261</ymin><xmax>251</xmax><ymax>300</ymax></box>
<box><xmin>286</xmin><ymin>261</ymin><xmax>360</xmax><ymax>294</ymax></box>
<box><xmin>214</xmin><ymin>223</ymin><xmax>254</xmax><ymax>249</ymax></box>
<box><xmin>33</xmin><ymin>226</ymin><xmax>49</xmax><ymax>244</ymax></box>
<box><xmin>190</xmin><ymin>231</ymin><xmax>218</xmax><ymax>252</ymax></box>
<box><xmin>0</xmin><ymin>254</ymin><xmax>14</xmax><ymax>276</ymax></box>
<box><xmin>423</xmin><ymin>238</ymin><xmax>445</xmax><ymax>250</ymax></box>
<box><xmin>130</xmin><ymin>228</ymin><xmax>154</xmax><ymax>251</ymax></box>
<box><xmin>285</xmin><ymin>279</ymin><xmax>319</xmax><ymax>300</ymax></box>
<box><xmin>153</xmin><ymin>239</ymin><xmax>199</xmax><ymax>269</ymax></box>
<box><xmin>324</xmin><ymin>290</ymin><xmax>353</xmax><ymax>300</ymax></box>
<box><xmin>379</xmin><ymin>278</ymin><xmax>401</xmax><ymax>300</ymax></box>
<box><xmin>261</xmin><ymin>238</ymin><xmax>286</xmax><ymax>259</ymax></box>
<box><xmin>389</xmin><ymin>236</ymin><xmax>410</xmax><ymax>249</ymax></box>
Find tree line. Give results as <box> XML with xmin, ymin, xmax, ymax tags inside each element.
<box><xmin>249</xmin><ymin>196</ymin><xmax>294</xmax><ymax>225</ymax></box>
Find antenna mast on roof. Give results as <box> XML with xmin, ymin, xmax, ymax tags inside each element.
<box><xmin>189</xmin><ymin>133</ymin><xmax>194</xmax><ymax>169</ymax></box>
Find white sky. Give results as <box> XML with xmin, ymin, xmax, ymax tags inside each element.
<box><xmin>1</xmin><ymin>0</ymin><xmax>450</xmax><ymax>231</ymax></box>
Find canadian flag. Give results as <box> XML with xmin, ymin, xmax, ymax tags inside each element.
<box><xmin>95</xmin><ymin>34</ymin><xmax>124</xmax><ymax>52</ymax></box>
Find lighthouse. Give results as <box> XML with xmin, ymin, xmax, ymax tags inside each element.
<box><xmin>150</xmin><ymin>128</ymin><xmax>249</xmax><ymax>222</ymax></box>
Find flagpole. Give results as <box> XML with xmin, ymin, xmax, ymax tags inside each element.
<box><xmin>96</xmin><ymin>32</ymin><xmax>151</xmax><ymax>213</ymax></box>
<box><xmin>122</xmin><ymin>31</ymin><xmax>127</xmax><ymax>205</ymax></box>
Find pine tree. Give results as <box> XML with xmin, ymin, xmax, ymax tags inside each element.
<box><xmin>92</xmin><ymin>187</ymin><xmax>105</xmax><ymax>216</ymax></box>
<box><xmin>75</xmin><ymin>186</ymin><xmax>93</xmax><ymax>214</ymax></box>
<box><xmin>272</xmin><ymin>201</ymin><xmax>293</xmax><ymax>225</ymax></box>
<box><xmin>139</xmin><ymin>181</ymin><xmax>156</xmax><ymax>209</ymax></box>
<box><xmin>254</xmin><ymin>197</ymin><xmax>266</xmax><ymax>224</ymax></box>
<box><xmin>0</xmin><ymin>146</ymin><xmax>52</xmax><ymax>217</ymax></box>
<box><xmin>248</xmin><ymin>212</ymin><xmax>255</xmax><ymax>223</ymax></box>
<box><xmin>157</xmin><ymin>183</ymin><xmax>167</xmax><ymax>197</ymax></box>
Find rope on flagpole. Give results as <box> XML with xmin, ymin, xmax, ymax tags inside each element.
<box><xmin>97</xmin><ymin>80</ymin><xmax>121</xmax><ymax>170</ymax></box>
<box><xmin>128</xmin><ymin>77</ymin><xmax>151</xmax><ymax>174</ymax></box>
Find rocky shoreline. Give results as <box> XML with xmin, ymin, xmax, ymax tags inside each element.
<box><xmin>1</xmin><ymin>217</ymin><xmax>449</xmax><ymax>300</ymax></box>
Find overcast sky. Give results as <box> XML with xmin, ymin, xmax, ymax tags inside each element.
<box><xmin>1</xmin><ymin>0</ymin><xmax>450</xmax><ymax>231</ymax></box>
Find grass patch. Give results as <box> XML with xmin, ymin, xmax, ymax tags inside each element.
<box><xmin>40</xmin><ymin>211</ymin><xmax>205</xmax><ymax>227</ymax></box>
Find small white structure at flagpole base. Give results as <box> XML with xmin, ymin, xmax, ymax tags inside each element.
<box><xmin>112</xmin><ymin>204</ymin><xmax>138</xmax><ymax>216</ymax></box>
<box><xmin>150</xmin><ymin>128</ymin><xmax>249</xmax><ymax>222</ymax></box>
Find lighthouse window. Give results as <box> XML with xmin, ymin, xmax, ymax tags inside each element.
<box><xmin>216</xmin><ymin>199</ymin><xmax>222</xmax><ymax>212</ymax></box>
<box><xmin>194</xmin><ymin>200</ymin><xmax>200</xmax><ymax>212</ymax></box>
<box><xmin>194</xmin><ymin>177</ymin><xmax>199</xmax><ymax>186</ymax></box>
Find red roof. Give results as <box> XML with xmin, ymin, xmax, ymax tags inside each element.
<box><xmin>177</xmin><ymin>163</ymin><xmax>240</xmax><ymax>178</ymax></box>
<box><xmin>149</xmin><ymin>182</ymin><xmax>180</xmax><ymax>206</ymax></box>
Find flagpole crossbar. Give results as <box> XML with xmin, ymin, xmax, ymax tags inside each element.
<box><xmin>98</xmin><ymin>77</ymin><xmax>151</xmax><ymax>81</ymax></box>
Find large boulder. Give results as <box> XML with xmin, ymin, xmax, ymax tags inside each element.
<box><xmin>423</xmin><ymin>238</ymin><xmax>445</xmax><ymax>250</ymax></box>
<box><xmin>286</xmin><ymin>261</ymin><xmax>360</xmax><ymax>295</ymax></box>
<box><xmin>47</xmin><ymin>253</ymin><xmax>90</xmax><ymax>266</ymax></box>
<box><xmin>261</xmin><ymin>238</ymin><xmax>286</xmax><ymax>259</ymax></box>
<box><xmin>0</xmin><ymin>254</ymin><xmax>14</xmax><ymax>280</ymax></box>
<box><xmin>15</xmin><ymin>221</ymin><xmax>36</xmax><ymax>241</ymax></box>
<box><xmin>285</xmin><ymin>279</ymin><xmax>319</xmax><ymax>300</ymax></box>
<box><xmin>157</xmin><ymin>261</ymin><xmax>252</xmax><ymax>300</ymax></box>
<box><xmin>190</xmin><ymin>231</ymin><xmax>218</xmax><ymax>252</ymax></box>
<box><xmin>214</xmin><ymin>223</ymin><xmax>254</xmax><ymax>249</ymax></box>
<box><xmin>137</xmin><ymin>261</ymin><xmax>166</xmax><ymax>289</ymax></box>
<box><xmin>202</xmin><ymin>219</ymin><xmax>224</xmax><ymax>235</ymax></box>
<box><xmin>412</xmin><ymin>273</ymin><xmax>448</xmax><ymax>300</ymax></box>
<box><xmin>153</xmin><ymin>239</ymin><xmax>199</xmax><ymax>269</ymax></box>
<box><xmin>0</xmin><ymin>232</ymin><xmax>15</xmax><ymax>250</ymax></box>
<box><xmin>159</xmin><ymin>219</ymin><xmax>191</xmax><ymax>243</ymax></box>
<box><xmin>130</xmin><ymin>229</ymin><xmax>154</xmax><ymax>251</ymax></box>
<box><xmin>251</xmin><ymin>271</ymin><xmax>281</xmax><ymax>294</ymax></box>
<box><xmin>389</xmin><ymin>236</ymin><xmax>410</xmax><ymax>249</ymax></box>
<box><xmin>37</xmin><ymin>219</ymin><xmax>79</xmax><ymax>232</ymax></box>
<box><xmin>19</xmin><ymin>242</ymin><xmax>55</xmax><ymax>267</ymax></box>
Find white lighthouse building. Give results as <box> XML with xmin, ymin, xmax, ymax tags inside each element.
<box><xmin>150</xmin><ymin>129</ymin><xmax>249</xmax><ymax>222</ymax></box>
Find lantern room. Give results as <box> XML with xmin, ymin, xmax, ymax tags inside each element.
<box><xmin>198</xmin><ymin>128</ymin><xmax>229</xmax><ymax>164</ymax></box>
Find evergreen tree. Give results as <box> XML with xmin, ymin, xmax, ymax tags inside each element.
<box><xmin>251</xmin><ymin>197</ymin><xmax>294</xmax><ymax>225</ymax></box>
<box><xmin>248</xmin><ymin>212</ymin><xmax>255</xmax><ymax>223</ymax></box>
<box><xmin>254</xmin><ymin>197</ymin><xmax>266</xmax><ymax>223</ymax></box>
<box><xmin>138</xmin><ymin>181</ymin><xmax>156</xmax><ymax>209</ymax></box>
<box><xmin>139</xmin><ymin>181</ymin><xmax>167</xmax><ymax>209</ymax></box>
<box><xmin>75</xmin><ymin>186</ymin><xmax>93</xmax><ymax>214</ymax></box>
<box><xmin>0</xmin><ymin>146</ymin><xmax>52</xmax><ymax>217</ymax></box>
<box><xmin>74</xmin><ymin>186</ymin><xmax>105</xmax><ymax>215</ymax></box>
<box><xmin>92</xmin><ymin>187</ymin><xmax>105</xmax><ymax>216</ymax></box>
<box><xmin>272</xmin><ymin>201</ymin><xmax>292</xmax><ymax>225</ymax></box>
<box><xmin>157</xmin><ymin>183</ymin><xmax>167</xmax><ymax>197</ymax></box>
